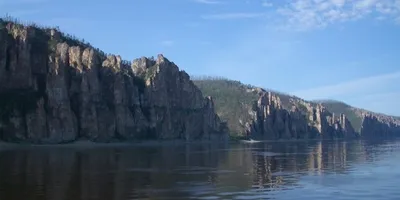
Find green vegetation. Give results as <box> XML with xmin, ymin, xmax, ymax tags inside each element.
<box><xmin>47</xmin><ymin>39</ymin><xmax>58</xmax><ymax>52</ymax></box>
<box><xmin>193</xmin><ymin>77</ymin><xmax>369</xmax><ymax>136</ymax></box>
<box><xmin>296</xmin><ymin>103</ymin><xmax>309</xmax><ymax>114</ymax></box>
<box><xmin>229</xmin><ymin>135</ymin><xmax>248</xmax><ymax>141</ymax></box>
<box><xmin>1</xmin><ymin>15</ymin><xmax>171</xmax><ymax>86</ymax></box>
<box><xmin>313</xmin><ymin>100</ymin><xmax>363</xmax><ymax>132</ymax></box>
<box><xmin>0</xmin><ymin>21</ymin><xmax>4</xmax><ymax>30</ymax></box>
<box><xmin>1</xmin><ymin>15</ymin><xmax>108</xmax><ymax>58</ymax></box>
<box><xmin>3</xmin><ymin>15</ymin><xmax>397</xmax><ymax>140</ymax></box>
<box><xmin>144</xmin><ymin>64</ymin><xmax>158</xmax><ymax>80</ymax></box>
<box><xmin>193</xmin><ymin>76</ymin><xmax>259</xmax><ymax>136</ymax></box>
<box><xmin>0</xmin><ymin>16</ymin><xmax>139</xmax><ymax>124</ymax></box>
<box><xmin>192</xmin><ymin>76</ymin><xmax>313</xmax><ymax>136</ymax></box>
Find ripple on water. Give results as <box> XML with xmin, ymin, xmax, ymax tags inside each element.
<box><xmin>2</xmin><ymin>139</ymin><xmax>400</xmax><ymax>200</ymax></box>
<box><xmin>172</xmin><ymin>166</ymin><xmax>236</xmax><ymax>175</ymax></box>
<box><xmin>252</xmin><ymin>152</ymin><xmax>283</xmax><ymax>156</ymax></box>
<box><xmin>125</xmin><ymin>168</ymin><xmax>169</xmax><ymax>173</ymax></box>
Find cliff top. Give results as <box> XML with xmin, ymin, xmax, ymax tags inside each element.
<box><xmin>1</xmin><ymin>16</ymin><xmax>99</xmax><ymax>52</ymax></box>
<box><xmin>1</xmin><ymin>16</ymin><xmax>204</xmax><ymax>77</ymax></box>
<box><xmin>0</xmin><ymin>16</ymin><xmax>180</xmax><ymax>79</ymax></box>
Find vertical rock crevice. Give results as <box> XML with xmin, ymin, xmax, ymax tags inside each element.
<box><xmin>0</xmin><ymin>20</ymin><xmax>227</xmax><ymax>144</ymax></box>
<box><xmin>245</xmin><ymin>91</ymin><xmax>358</xmax><ymax>140</ymax></box>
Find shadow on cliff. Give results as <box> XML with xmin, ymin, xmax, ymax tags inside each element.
<box><xmin>0</xmin><ymin>17</ymin><xmax>228</xmax><ymax>144</ymax></box>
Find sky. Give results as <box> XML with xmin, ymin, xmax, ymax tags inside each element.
<box><xmin>1</xmin><ymin>0</ymin><xmax>400</xmax><ymax>116</ymax></box>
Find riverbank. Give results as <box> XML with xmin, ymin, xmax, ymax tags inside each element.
<box><xmin>0</xmin><ymin>139</ymin><xmax>231</xmax><ymax>150</ymax></box>
<box><xmin>0</xmin><ymin>137</ymin><xmax>362</xmax><ymax>150</ymax></box>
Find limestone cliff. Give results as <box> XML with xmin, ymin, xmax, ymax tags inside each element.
<box><xmin>244</xmin><ymin>90</ymin><xmax>358</xmax><ymax>140</ymax></box>
<box><xmin>357</xmin><ymin>111</ymin><xmax>400</xmax><ymax>138</ymax></box>
<box><xmin>0</xmin><ymin>19</ymin><xmax>227</xmax><ymax>144</ymax></box>
<box><xmin>194</xmin><ymin>78</ymin><xmax>399</xmax><ymax>139</ymax></box>
<box><xmin>317</xmin><ymin>100</ymin><xmax>400</xmax><ymax>138</ymax></box>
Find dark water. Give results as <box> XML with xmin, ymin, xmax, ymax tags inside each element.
<box><xmin>1</xmin><ymin>139</ymin><xmax>400</xmax><ymax>200</ymax></box>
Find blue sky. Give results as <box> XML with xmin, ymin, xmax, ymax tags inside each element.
<box><xmin>1</xmin><ymin>0</ymin><xmax>400</xmax><ymax>116</ymax></box>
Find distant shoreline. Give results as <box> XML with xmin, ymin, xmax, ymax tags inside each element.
<box><xmin>0</xmin><ymin>137</ymin><xmax>364</xmax><ymax>149</ymax></box>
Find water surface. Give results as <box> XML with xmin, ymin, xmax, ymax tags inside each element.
<box><xmin>1</xmin><ymin>139</ymin><xmax>400</xmax><ymax>200</ymax></box>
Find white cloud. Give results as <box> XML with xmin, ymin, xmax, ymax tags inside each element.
<box><xmin>291</xmin><ymin>71</ymin><xmax>400</xmax><ymax>100</ymax></box>
<box><xmin>193</xmin><ymin>0</ymin><xmax>223</xmax><ymax>4</ymax></box>
<box><xmin>331</xmin><ymin>0</ymin><xmax>346</xmax><ymax>7</ymax></box>
<box><xmin>376</xmin><ymin>16</ymin><xmax>387</xmax><ymax>20</ymax></box>
<box><xmin>201</xmin><ymin>12</ymin><xmax>265</xmax><ymax>20</ymax></box>
<box><xmin>355</xmin><ymin>0</ymin><xmax>378</xmax><ymax>9</ymax></box>
<box><xmin>274</xmin><ymin>0</ymin><xmax>400</xmax><ymax>31</ymax></box>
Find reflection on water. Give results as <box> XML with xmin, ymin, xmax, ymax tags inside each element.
<box><xmin>1</xmin><ymin>139</ymin><xmax>400</xmax><ymax>200</ymax></box>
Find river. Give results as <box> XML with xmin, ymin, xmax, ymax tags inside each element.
<box><xmin>0</xmin><ymin>139</ymin><xmax>399</xmax><ymax>200</ymax></box>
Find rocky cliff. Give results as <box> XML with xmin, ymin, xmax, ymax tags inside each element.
<box><xmin>356</xmin><ymin>110</ymin><xmax>400</xmax><ymax>138</ymax></box>
<box><xmin>194</xmin><ymin>78</ymin><xmax>400</xmax><ymax>139</ymax></box>
<box><xmin>244</xmin><ymin>90</ymin><xmax>357</xmax><ymax>140</ymax></box>
<box><xmin>0</xmin><ymin>19</ymin><xmax>227</xmax><ymax>144</ymax></box>
<box><xmin>316</xmin><ymin>100</ymin><xmax>400</xmax><ymax>138</ymax></box>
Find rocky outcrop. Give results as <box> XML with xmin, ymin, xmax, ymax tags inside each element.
<box><xmin>132</xmin><ymin>55</ymin><xmax>227</xmax><ymax>141</ymax></box>
<box><xmin>359</xmin><ymin>113</ymin><xmax>400</xmax><ymax>138</ymax></box>
<box><xmin>194</xmin><ymin>79</ymin><xmax>365</xmax><ymax>140</ymax></box>
<box><xmin>316</xmin><ymin>100</ymin><xmax>400</xmax><ymax>137</ymax></box>
<box><xmin>245</xmin><ymin>92</ymin><xmax>358</xmax><ymax>140</ymax></box>
<box><xmin>0</xmin><ymin>20</ymin><xmax>227</xmax><ymax>144</ymax></box>
<box><xmin>195</xmin><ymin>78</ymin><xmax>400</xmax><ymax>140</ymax></box>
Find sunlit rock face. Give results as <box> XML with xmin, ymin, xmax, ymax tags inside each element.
<box><xmin>0</xmin><ymin>20</ymin><xmax>227</xmax><ymax>144</ymax></box>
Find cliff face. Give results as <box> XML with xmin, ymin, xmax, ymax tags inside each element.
<box><xmin>359</xmin><ymin>113</ymin><xmax>400</xmax><ymax>138</ymax></box>
<box><xmin>244</xmin><ymin>91</ymin><xmax>357</xmax><ymax>140</ymax></box>
<box><xmin>194</xmin><ymin>79</ymin><xmax>400</xmax><ymax>140</ymax></box>
<box><xmin>0</xmin><ymin>20</ymin><xmax>227</xmax><ymax>144</ymax></box>
<box><xmin>317</xmin><ymin>101</ymin><xmax>400</xmax><ymax>138</ymax></box>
